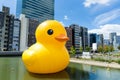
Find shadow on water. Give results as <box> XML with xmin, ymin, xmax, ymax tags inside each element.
<box><xmin>23</xmin><ymin>70</ymin><xmax>69</xmax><ymax>80</ymax></box>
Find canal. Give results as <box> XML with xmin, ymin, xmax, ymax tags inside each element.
<box><xmin>0</xmin><ymin>57</ymin><xmax>120</xmax><ymax>80</ymax></box>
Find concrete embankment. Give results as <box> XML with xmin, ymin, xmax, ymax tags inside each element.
<box><xmin>70</xmin><ymin>58</ymin><xmax>120</xmax><ymax>69</ymax></box>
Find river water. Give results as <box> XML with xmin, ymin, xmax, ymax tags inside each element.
<box><xmin>0</xmin><ymin>57</ymin><xmax>120</xmax><ymax>80</ymax></box>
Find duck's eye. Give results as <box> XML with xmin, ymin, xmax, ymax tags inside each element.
<box><xmin>47</xmin><ymin>29</ymin><xmax>53</xmax><ymax>35</ymax></box>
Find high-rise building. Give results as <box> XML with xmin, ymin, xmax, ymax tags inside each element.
<box><xmin>0</xmin><ymin>6</ymin><xmax>10</xmax><ymax>51</ymax></box>
<box><xmin>16</xmin><ymin>0</ymin><xmax>54</xmax><ymax>22</ymax></box>
<box><xmin>116</xmin><ymin>36</ymin><xmax>120</xmax><ymax>46</ymax></box>
<box><xmin>69</xmin><ymin>24</ymin><xmax>80</xmax><ymax>52</ymax></box>
<box><xmin>8</xmin><ymin>15</ymin><xmax>15</xmax><ymax>51</ymax></box>
<box><xmin>89</xmin><ymin>33</ymin><xmax>97</xmax><ymax>47</ymax></box>
<box><xmin>109</xmin><ymin>32</ymin><xmax>116</xmax><ymax>45</ymax></box>
<box><xmin>65</xmin><ymin>27</ymin><xmax>73</xmax><ymax>51</ymax></box>
<box><xmin>0</xmin><ymin>6</ymin><xmax>21</xmax><ymax>51</ymax></box>
<box><xmin>69</xmin><ymin>24</ymin><xmax>88</xmax><ymax>52</ymax></box>
<box><xmin>80</xmin><ymin>26</ymin><xmax>88</xmax><ymax>50</ymax></box>
<box><xmin>8</xmin><ymin>17</ymin><xmax>21</xmax><ymax>51</ymax></box>
<box><xmin>96</xmin><ymin>34</ymin><xmax>104</xmax><ymax>47</ymax></box>
<box><xmin>104</xmin><ymin>39</ymin><xmax>110</xmax><ymax>46</ymax></box>
<box><xmin>28</xmin><ymin>19</ymin><xmax>39</xmax><ymax>47</ymax></box>
<box><xmin>12</xmin><ymin>19</ymin><xmax>21</xmax><ymax>51</ymax></box>
<box><xmin>16</xmin><ymin>0</ymin><xmax>54</xmax><ymax>51</ymax></box>
<box><xmin>0</xmin><ymin>12</ymin><xmax>4</xmax><ymax>50</ymax></box>
<box><xmin>19</xmin><ymin>14</ymin><xmax>29</xmax><ymax>51</ymax></box>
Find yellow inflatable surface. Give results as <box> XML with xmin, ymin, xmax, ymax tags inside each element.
<box><xmin>22</xmin><ymin>20</ymin><xmax>70</xmax><ymax>74</ymax></box>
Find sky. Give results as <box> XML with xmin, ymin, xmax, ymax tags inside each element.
<box><xmin>0</xmin><ymin>0</ymin><xmax>120</xmax><ymax>39</ymax></box>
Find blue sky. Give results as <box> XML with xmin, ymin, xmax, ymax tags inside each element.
<box><xmin>0</xmin><ymin>0</ymin><xmax>120</xmax><ymax>39</ymax></box>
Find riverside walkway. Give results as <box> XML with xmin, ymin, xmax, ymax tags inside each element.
<box><xmin>70</xmin><ymin>58</ymin><xmax>120</xmax><ymax>69</ymax></box>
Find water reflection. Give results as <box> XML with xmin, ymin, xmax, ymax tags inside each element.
<box><xmin>67</xmin><ymin>62</ymin><xmax>120</xmax><ymax>80</ymax></box>
<box><xmin>0</xmin><ymin>57</ymin><xmax>120</xmax><ymax>80</ymax></box>
<box><xmin>23</xmin><ymin>71</ymin><xmax>69</xmax><ymax>80</ymax></box>
<box><xmin>66</xmin><ymin>62</ymin><xmax>90</xmax><ymax>80</ymax></box>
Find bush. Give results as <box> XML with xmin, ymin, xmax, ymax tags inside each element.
<box><xmin>93</xmin><ymin>58</ymin><xmax>106</xmax><ymax>62</ymax></box>
<box><xmin>117</xmin><ymin>59</ymin><xmax>120</xmax><ymax>64</ymax></box>
<box><xmin>93</xmin><ymin>57</ymin><xmax>112</xmax><ymax>63</ymax></box>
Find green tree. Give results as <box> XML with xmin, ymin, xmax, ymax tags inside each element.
<box><xmin>98</xmin><ymin>45</ymin><xmax>103</xmax><ymax>53</ymax></box>
<box><xmin>109</xmin><ymin>45</ymin><xmax>114</xmax><ymax>52</ymax></box>
<box><xmin>79</xmin><ymin>46</ymin><xmax>83</xmax><ymax>52</ymax></box>
<box><xmin>70</xmin><ymin>46</ymin><xmax>76</xmax><ymax>55</ymax></box>
<box><xmin>85</xmin><ymin>46</ymin><xmax>91</xmax><ymax>52</ymax></box>
<box><xmin>118</xmin><ymin>46</ymin><xmax>120</xmax><ymax>50</ymax></box>
<box><xmin>103</xmin><ymin>45</ymin><xmax>109</xmax><ymax>53</ymax></box>
<box><xmin>79</xmin><ymin>46</ymin><xmax>83</xmax><ymax>55</ymax></box>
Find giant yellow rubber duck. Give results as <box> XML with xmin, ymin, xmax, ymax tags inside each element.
<box><xmin>22</xmin><ymin>20</ymin><xmax>70</xmax><ymax>74</ymax></box>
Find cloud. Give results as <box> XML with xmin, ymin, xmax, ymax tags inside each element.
<box><xmin>83</xmin><ymin>0</ymin><xmax>111</xmax><ymax>7</ymax></box>
<box><xmin>64</xmin><ymin>15</ymin><xmax>69</xmax><ymax>20</ymax></box>
<box><xmin>93</xmin><ymin>9</ymin><xmax>120</xmax><ymax>26</ymax></box>
<box><xmin>88</xmin><ymin>24</ymin><xmax>120</xmax><ymax>39</ymax></box>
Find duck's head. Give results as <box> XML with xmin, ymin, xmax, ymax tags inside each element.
<box><xmin>35</xmin><ymin>20</ymin><xmax>69</xmax><ymax>46</ymax></box>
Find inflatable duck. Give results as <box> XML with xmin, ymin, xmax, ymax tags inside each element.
<box><xmin>22</xmin><ymin>20</ymin><xmax>70</xmax><ymax>74</ymax></box>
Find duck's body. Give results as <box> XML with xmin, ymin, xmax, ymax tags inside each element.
<box><xmin>22</xmin><ymin>20</ymin><xmax>70</xmax><ymax>74</ymax></box>
<box><xmin>22</xmin><ymin>43</ymin><xmax>69</xmax><ymax>73</ymax></box>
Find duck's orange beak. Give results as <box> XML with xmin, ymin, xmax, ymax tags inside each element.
<box><xmin>55</xmin><ymin>34</ymin><xmax>69</xmax><ymax>41</ymax></box>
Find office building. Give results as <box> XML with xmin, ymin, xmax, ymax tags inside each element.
<box><xmin>80</xmin><ymin>26</ymin><xmax>88</xmax><ymax>50</ymax></box>
<box><xmin>69</xmin><ymin>24</ymin><xmax>80</xmax><ymax>52</ymax></box>
<box><xmin>109</xmin><ymin>32</ymin><xmax>116</xmax><ymax>45</ymax></box>
<box><xmin>89</xmin><ymin>33</ymin><xmax>97</xmax><ymax>47</ymax></box>
<box><xmin>96</xmin><ymin>34</ymin><xmax>104</xmax><ymax>47</ymax></box>
<box><xmin>0</xmin><ymin>6</ymin><xmax>10</xmax><ymax>51</ymax></box>
<box><xmin>65</xmin><ymin>27</ymin><xmax>73</xmax><ymax>51</ymax></box>
<box><xmin>116</xmin><ymin>36</ymin><xmax>120</xmax><ymax>46</ymax></box>
<box><xmin>16</xmin><ymin>0</ymin><xmax>54</xmax><ymax>21</ymax></box>
<box><xmin>69</xmin><ymin>24</ymin><xmax>88</xmax><ymax>52</ymax></box>
<box><xmin>113</xmin><ymin>35</ymin><xmax>120</xmax><ymax>50</ymax></box>
<box><xmin>20</xmin><ymin>14</ymin><xmax>29</xmax><ymax>51</ymax></box>
<box><xmin>8</xmin><ymin>17</ymin><xmax>21</xmax><ymax>51</ymax></box>
<box><xmin>16</xmin><ymin>0</ymin><xmax>54</xmax><ymax>51</ymax></box>
<box><xmin>12</xmin><ymin>19</ymin><xmax>21</xmax><ymax>51</ymax></box>
<box><xmin>0</xmin><ymin>12</ymin><xmax>4</xmax><ymax>50</ymax></box>
<box><xmin>0</xmin><ymin>6</ymin><xmax>21</xmax><ymax>51</ymax></box>
<box><xmin>8</xmin><ymin>15</ymin><xmax>15</xmax><ymax>51</ymax></box>
<box><xmin>28</xmin><ymin>19</ymin><xmax>39</xmax><ymax>47</ymax></box>
<box><xmin>104</xmin><ymin>39</ymin><xmax>110</xmax><ymax>46</ymax></box>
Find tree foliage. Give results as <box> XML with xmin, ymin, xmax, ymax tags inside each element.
<box><xmin>109</xmin><ymin>45</ymin><xmax>114</xmax><ymax>52</ymax></box>
<box><xmin>103</xmin><ymin>45</ymin><xmax>114</xmax><ymax>53</ymax></box>
<box><xmin>118</xmin><ymin>46</ymin><xmax>120</xmax><ymax>50</ymax></box>
<box><xmin>70</xmin><ymin>46</ymin><xmax>76</xmax><ymax>54</ymax></box>
<box><xmin>85</xmin><ymin>46</ymin><xmax>91</xmax><ymax>52</ymax></box>
<box><xmin>103</xmin><ymin>45</ymin><xmax>109</xmax><ymax>53</ymax></box>
<box><xmin>79</xmin><ymin>46</ymin><xmax>83</xmax><ymax>52</ymax></box>
<box><xmin>98</xmin><ymin>45</ymin><xmax>103</xmax><ymax>53</ymax></box>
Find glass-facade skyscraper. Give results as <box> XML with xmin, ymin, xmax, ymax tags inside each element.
<box><xmin>80</xmin><ymin>26</ymin><xmax>88</xmax><ymax>50</ymax></box>
<box><xmin>16</xmin><ymin>0</ymin><xmax>54</xmax><ymax>50</ymax></box>
<box><xmin>109</xmin><ymin>32</ymin><xmax>116</xmax><ymax>45</ymax></box>
<box><xmin>96</xmin><ymin>34</ymin><xmax>104</xmax><ymax>47</ymax></box>
<box><xmin>89</xmin><ymin>33</ymin><xmax>97</xmax><ymax>47</ymax></box>
<box><xmin>69</xmin><ymin>24</ymin><xmax>88</xmax><ymax>51</ymax></box>
<box><xmin>16</xmin><ymin>0</ymin><xmax>54</xmax><ymax>22</ymax></box>
<box><xmin>70</xmin><ymin>24</ymin><xmax>80</xmax><ymax>52</ymax></box>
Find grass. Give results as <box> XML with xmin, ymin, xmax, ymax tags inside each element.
<box><xmin>70</xmin><ymin>52</ymin><xmax>120</xmax><ymax>64</ymax></box>
<box><xmin>112</xmin><ymin>53</ymin><xmax>120</xmax><ymax>57</ymax></box>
